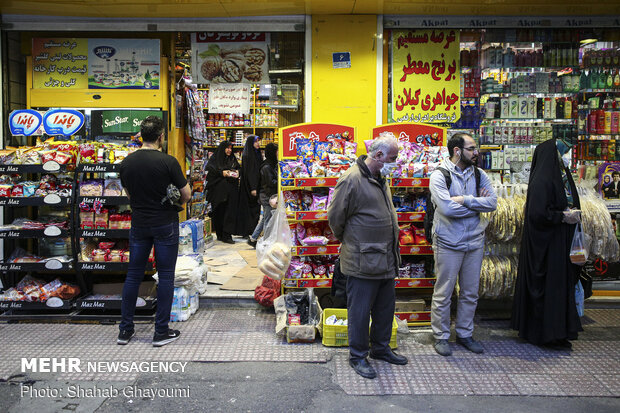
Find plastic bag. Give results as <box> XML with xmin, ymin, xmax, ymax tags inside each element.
<box><xmin>257</xmin><ymin>192</ymin><xmax>293</xmax><ymax>280</ymax></box>
<box><xmin>575</xmin><ymin>280</ymin><xmax>585</xmax><ymax>317</ymax></box>
<box><xmin>569</xmin><ymin>223</ymin><xmax>588</xmax><ymax>266</ymax></box>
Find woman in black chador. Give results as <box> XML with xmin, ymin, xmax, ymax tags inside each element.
<box><xmin>232</xmin><ymin>135</ymin><xmax>263</xmax><ymax>236</ymax></box>
<box><xmin>206</xmin><ymin>141</ymin><xmax>239</xmax><ymax>244</ymax></box>
<box><xmin>511</xmin><ymin>138</ymin><xmax>583</xmax><ymax>349</ymax></box>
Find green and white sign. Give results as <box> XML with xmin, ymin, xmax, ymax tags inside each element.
<box><xmin>101</xmin><ymin>110</ymin><xmax>162</xmax><ymax>133</ymax></box>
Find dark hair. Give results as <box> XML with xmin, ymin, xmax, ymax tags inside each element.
<box><xmin>140</xmin><ymin>116</ymin><xmax>164</xmax><ymax>143</ymax></box>
<box><xmin>613</xmin><ymin>171</ymin><xmax>620</xmax><ymax>178</ymax></box>
<box><xmin>264</xmin><ymin>143</ymin><xmax>278</xmax><ymax>168</ymax></box>
<box><xmin>447</xmin><ymin>133</ymin><xmax>470</xmax><ymax>157</ymax></box>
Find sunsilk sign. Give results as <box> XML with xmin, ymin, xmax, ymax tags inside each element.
<box><xmin>93</xmin><ymin>46</ymin><xmax>116</xmax><ymax>59</ymax></box>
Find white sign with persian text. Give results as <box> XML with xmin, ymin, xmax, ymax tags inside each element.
<box><xmin>207</xmin><ymin>83</ymin><xmax>251</xmax><ymax>114</ymax></box>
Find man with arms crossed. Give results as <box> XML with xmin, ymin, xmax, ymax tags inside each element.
<box><xmin>429</xmin><ymin>133</ymin><xmax>497</xmax><ymax>356</ymax></box>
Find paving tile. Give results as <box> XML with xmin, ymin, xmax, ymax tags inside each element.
<box><xmin>465</xmin><ymin>373</ymin><xmax>520</xmax><ymax>395</ymax></box>
<box><xmin>508</xmin><ymin>373</ymin><xmax>566</xmax><ymax>396</ymax></box>
<box><xmin>583</xmin><ymin>309</ymin><xmax>620</xmax><ymax>327</ymax></box>
<box><xmin>492</xmin><ymin>357</ymin><xmax>546</xmax><ymax>374</ymax></box>
<box><xmin>331</xmin><ymin>354</ymin><xmax>383</xmax><ymax>395</ymax></box>
<box><xmin>405</xmin><ymin>373</ymin><xmax>431</xmax><ymax>395</ymax></box>
<box><xmin>593</xmin><ymin>374</ymin><xmax>620</xmax><ymax>396</ymax></box>
<box><xmin>539</xmin><ymin>356</ymin><xmax>590</xmax><ymax>374</ymax></box>
<box><xmin>548</xmin><ymin>374</ymin><xmax>612</xmax><ymax>396</ymax></box>
<box><xmin>422</xmin><ymin>373</ymin><xmax>474</xmax><ymax>395</ymax></box>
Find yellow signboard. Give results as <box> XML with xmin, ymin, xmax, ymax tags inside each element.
<box><xmin>32</xmin><ymin>38</ymin><xmax>88</xmax><ymax>89</ymax></box>
<box><xmin>391</xmin><ymin>30</ymin><xmax>460</xmax><ymax>124</ymax></box>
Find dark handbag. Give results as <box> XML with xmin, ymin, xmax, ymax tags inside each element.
<box><xmin>330</xmin><ymin>258</ymin><xmax>347</xmax><ymax>307</ymax></box>
<box><xmin>579</xmin><ymin>267</ymin><xmax>593</xmax><ymax>300</ymax></box>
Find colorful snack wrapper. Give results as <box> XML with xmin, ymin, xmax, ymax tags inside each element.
<box><xmin>296</xmin><ymin>138</ymin><xmax>315</xmax><ymax>163</ymax></box>
<box><xmin>311</xmin><ymin>194</ymin><xmax>328</xmax><ymax>211</ymax></box>
<box><xmin>314</xmin><ymin>141</ymin><xmax>332</xmax><ymax>161</ymax></box>
<box><xmin>301</xmin><ymin>236</ymin><xmax>328</xmax><ymax>246</ymax></box>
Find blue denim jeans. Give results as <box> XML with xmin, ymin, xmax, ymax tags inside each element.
<box><xmin>250</xmin><ymin>204</ymin><xmax>274</xmax><ymax>241</ymax></box>
<box><xmin>120</xmin><ymin>222</ymin><xmax>179</xmax><ymax>335</ymax></box>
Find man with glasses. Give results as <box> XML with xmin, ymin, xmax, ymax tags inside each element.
<box><xmin>428</xmin><ymin>133</ymin><xmax>497</xmax><ymax>356</ymax></box>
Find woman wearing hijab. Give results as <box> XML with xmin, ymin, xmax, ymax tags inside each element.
<box><xmin>235</xmin><ymin>135</ymin><xmax>263</xmax><ymax>236</ymax></box>
<box><xmin>248</xmin><ymin>143</ymin><xmax>278</xmax><ymax>247</ymax></box>
<box><xmin>206</xmin><ymin>141</ymin><xmax>239</xmax><ymax>244</ymax></box>
<box><xmin>511</xmin><ymin>138</ymin><xmax>582</xmax><ymax>349</ymax></box>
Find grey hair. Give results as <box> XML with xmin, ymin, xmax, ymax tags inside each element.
<box><xmin>368</xmin><ymin>133</ymin><xmax>398</xmax><ymax>156</ymax></box>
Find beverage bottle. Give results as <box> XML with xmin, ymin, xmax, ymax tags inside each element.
<box><xmin>605</xmin><ymin>109</ymin><xmax>612</xmax><ymax>134</ymax></box>
<box><xmin>607</xmin><ymin>69</ymin><xmax>615</xmax><ymax>89</ymax></box>
<box><xmin>598</xmin><ymin>70</ymin><xmax>608</xmax><ymax>90</ymax></box>
<box><xmin>611</xmin><ymin>110</ymin><xmax>620</xmax><ymax>134</ymax></box>
<box><xmin>597</xmin><ymin>109</ymin><xmax>606</xmax><ymax>135</ymax></box>
<box><xmin>614</xmin><ymin>69</ymin><xmax>620</xmax><ymax>90</ymax></box>
<box><xmin>564</xmin><ymin>98</ymin><xmax>572</xmax><ymax>119</ymax></box>
<box><xmin>590</xmin><ymin>70</ymin><xmax>598</xmax><ymax>90</ymax></box>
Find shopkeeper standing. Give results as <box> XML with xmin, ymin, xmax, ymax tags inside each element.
<box><xmin>206</xmin><ymin>140</ymin><xmax>240</xmax><ymax>244</ymax></box>
<box><xmin>118</xmin><ymin>116</ymin><xmax>191</xmax><ymax>347</ymax></box>
<box><xmin>230</xmin><ymin>135</ymin><xmax>263</xmax><ymax>237</ymax></box>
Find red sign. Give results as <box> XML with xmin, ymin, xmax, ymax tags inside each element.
<box><xmin>295</xmin><ymin>178</ymin><xmax>339</xmax><ymax>187</ymax></box>
<box><xmin>295</xmin><ymin>211</ymin><xmax>329</xmax><ymax>221</ymax></box>
<box><xmin>372</xmin><ymin>123</ymin><xmax>446</xmax><ymax>147</ymax></box>
<box><xmin>396</xmin><ymin>212</ymin><xmax>425</xmax><ymax>222</ymax></box>
<box><xmin>280</xmin><ymin>123</ymin><xmax>355</xmax><ymax>158</ymax></box>
<box><xmin>395</xmin><ymin>278</ymin><xmax>436</xmax><ymax>288</ymax></box>
<box><xmin>399</xmin><ymin>245</ymin><xmax>433</xmax><ymax>255</ymax></box>
<box><xmin>395</xmin><ymin>312</ymin><xmax>431</xmax><ymax>322</ymax></box>
<box><xmin>293</xmin><ymin>245</ymin><xmax>341</xmax><ymax>256</ymax></box>
<box><xmin>390</xmin><ymin>178</ymin><xmax>430</xmax><ymax>188</ymax></box>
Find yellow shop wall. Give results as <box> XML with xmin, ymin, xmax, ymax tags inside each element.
<box><xmin>312</xmin><ymin>15</ymin><xmax>377</xmax><ymax>146</ymax></box>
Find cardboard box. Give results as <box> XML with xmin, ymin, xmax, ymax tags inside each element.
<box><xmin>395</xmin><ymin>299</ymin><xmax>426</xmax><ymax>313</ymax></box>
<box><xmin>203</xmin><ymin>217</ymin><xmax>212</xmax><ymax>235</ymax></box>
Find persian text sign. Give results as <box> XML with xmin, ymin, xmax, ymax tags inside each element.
<box><xmin>32</xmin><ymin>38</ymin><xmax>88</xmax><ymax>89</ymax></box>
<box><xmin>208</xmin><ymin>83</ymin><xmax>251</xmax><ymax>114</ymax></box>
<box><xmin>391</xmin><ymin>30</ymin><xmax>460</xmax><ymax>124</ymax></box>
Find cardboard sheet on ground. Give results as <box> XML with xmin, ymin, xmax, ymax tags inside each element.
<box><xmin>206</xmin><ymin>272</ymin><xmax>231</xmax><ymax>285</ymax></box>
<box><xmin>204</xmin><ymin>259</ymin><xmax>227</xmax><ymax>267</ymax></box>
<box><xmin>237</xmin><ymin>250</ymin><xmax>258</xmax><ymax>267</ymax></box>
<box><xmin>220</xmin><ymin>266</ymin><xmax>263</xmax><ymax>291</ymax></box>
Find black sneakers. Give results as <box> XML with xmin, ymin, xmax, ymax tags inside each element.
<box><xmin>152</xmin><ymin>329</ymin><xmax>181</xmax><ymax>347</ymax></box>
<box><xmin>117</xmin><ymin>330</ymin><xmax>135</xmax><ymax>345</ymax></box>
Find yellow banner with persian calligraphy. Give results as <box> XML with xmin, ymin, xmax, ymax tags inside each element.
<box><xmin>32</xmin><ymin>38</ymin><xmax>88</xmax><ymax>89</ymax></box>
<box><xmin>391</xmin><ymin>29</ymin><xmax>460</xmax><ymax>124</ymax></box>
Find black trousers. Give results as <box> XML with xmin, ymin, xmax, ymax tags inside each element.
<box><xmin>346</xmin><ymin>276</ymin><xmax>395</xmax><ymax>361</ymax></box>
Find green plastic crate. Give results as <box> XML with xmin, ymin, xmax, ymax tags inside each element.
<box><xmin>322</xmin><ymin>308</ymin><xmax>398</xmax><ymax>348</ymax></box>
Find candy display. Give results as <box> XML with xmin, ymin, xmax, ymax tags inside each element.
<box><xmin>0</xmin><ymin>275</ymin><xmax>80</xmax><ymax>303</ymax></box>
<box><xmin>0</xmin><ymin>174</ymin><xmax>72</xmax><ymax>198</ymax></box>
<box><xmin>79</xmin><ymin>239</ymin><xmax>131</xmax><ymax>263</ymax></box>
<box><xmin>398</xmin><ymin>259</ymin><xmax>427</xmax><ymax>279</ymax></box>
<box><xmin>398</xmin><ymin>223</ymin><xmax>428</xmax><ymax>246</ymax></box>
<box><xmin>285</xmin><ymin>255</ymin><xmax>338</xmax><ymax>279</ymax></box>
<box><xmin>0</xmin><ymin>217</ymin><xmax>69</xmax><ymax>231</ymax></box>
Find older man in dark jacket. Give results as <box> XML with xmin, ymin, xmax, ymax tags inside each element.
<box><xmin>328</xmin><ymin>134</ymin><xmax>408</xmax><ymax>379</ymax></box>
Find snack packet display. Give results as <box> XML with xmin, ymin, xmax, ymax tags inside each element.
<box><xmin>399</xmin><ymin>225</ymin><xmax>415</xmax><ymax>245</ymax></box>
<box><xmin>80</xmin><ymin>180</ymin><xmax>103</xmax><ymax>196</ymax></box>
<box><xmin>103</xmin><ymin>179</ymin><xmax>123</xmax><ymax>196</ymax></box>
<box><xmin>296</xmin><ymin>138</ymin><xmax>315</xmax><ymax>163</ymax></box>
<box><xmin>283</xmin><ymin>190</ymin><xmax>300</xmax><ymax>213</ymax></box>
<box><xmin>311</xmin><ymin>194</ymin><xmax>328</xmax><ymax>211</ymax></box>
<box><xmin>314</xmin><ymin>141</ymin><xmax>332</xmax><ymax>161</ymax></box>
<box><xmin>344</xmin><ymin>141</ymin><xmax>357</xmax><ymax>158</ymax></box>
<box><xmin>290</xmin><ymin>161</ymin><xmax>310</xmax><ymax>178</ymax></box>
<box><xmin>329</xmin><ymin>139</ymin><xmax>345</xmax><ymax>155</ymax></box>
<box><xmin>300</xmin><ymin>191</ymin><xmax>313</xmax><ymax>211</ymax></box>
<box><xmin>279</xmin><ymin>161</ymin><xmax>294</xmax><ymax>186</ymax></box>
<box><xmin>311</xmin><ymin>161</ymin><xmax>327</xmax><ymax>178</ymax></box>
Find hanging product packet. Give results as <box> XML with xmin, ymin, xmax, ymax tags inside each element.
<box><xmin>257</xmin><ymin>192</ymin><xmax>294</xmax><ymax>280</ymax></box>
<box><xmin>569</xmin><ymin>222</ymin><xmax>588</xmax><ymax>265</ymax></box>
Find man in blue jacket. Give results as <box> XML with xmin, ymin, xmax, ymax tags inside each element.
<box><xmin>429</xmin><ymin>133</ymin><xmax>497</xmax><ymax>356</ymax></box>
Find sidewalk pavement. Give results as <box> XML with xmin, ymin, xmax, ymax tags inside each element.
<box><xmin>0</xmin><ymin>305</ymin><xmax>619</xmax><ymax>412</ymax></box>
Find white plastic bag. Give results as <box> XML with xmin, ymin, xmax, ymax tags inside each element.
<box><xmin>257</xmin><ymin>192</ymin><xmax>293</xmax><ymax>280</ymax></box>
<box><xmin>569</xmin><ymin>223</ymin><xmax>588</xmax><ymax>266</ymax></box>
